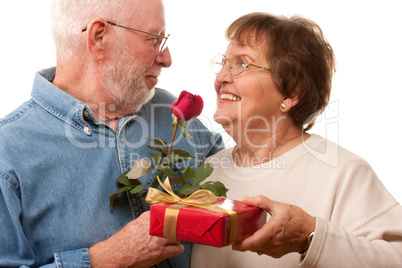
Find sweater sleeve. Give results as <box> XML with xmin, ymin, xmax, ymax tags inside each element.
<box><xmin>300</xmin><ymin>157</ymin><xmax>402</xmax><ymax>268</ymax></box>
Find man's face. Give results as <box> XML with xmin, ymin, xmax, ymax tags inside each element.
<box><xmin>101</xmin><ymin>39</ymin><xmax>156</xmax><ymax>112</ymax></box>
<box><xmin>102</xmin><ymin>0</ymin><xmax>171</xmax><ymax>112</ymax></box>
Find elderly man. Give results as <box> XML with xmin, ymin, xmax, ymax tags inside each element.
<box><xmin>0</xmin><ymin>0</ymin><xmax>222</xmax><ymax>267</ymax></box>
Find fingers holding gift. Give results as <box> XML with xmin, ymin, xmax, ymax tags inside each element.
<box><xmin>233</xmin><ymin>196</ymin><xmax>316</xmax><ymax>258</ymax></box>
<box><xmin>133</xmin><ymin>235</ymin><xmax>184</xmax><ymax>267</ymax></box>
<box><xmin>241</xmin><ymin>195</ymin><xmax>275</xmax><ymax>214</ymax></box>
<box><xmin>231</xmin><ymin>217</ymin><xmax>277</xmax><ymax>257</ymax></box>
<box><xmin>125</xmin><ymin>212</ymin><xmax>184</xmax><ymax>266</ymax></box>
<box><xmin>147</xmin><ymin>235</ymin><xmax>184</xmax><ymax>256</ymax></box>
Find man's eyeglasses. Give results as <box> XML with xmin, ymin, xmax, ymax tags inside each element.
<box><xmin>82</xmin><ymin>21</ymin><xmax>170</xmax><ymax>53</ymax></box>
<box><xmin>211</xmin><ymin>54</ymin><xmax>270</xmax><ymax>76</ymax></box>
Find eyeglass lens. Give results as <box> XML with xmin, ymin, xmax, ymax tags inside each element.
<box><xmin>211</xmin><ymin>54</ymin><xmax>225</xmax><ymax>74</ymax></box>
<box><xmin>211</xmin><ymin>54</ymin><xmax>248</xmax><ymax>75</ymax></box>
<box><xmin>159</xmin><ymin>35</ymin><xmax>169</xmax><ymax>53</ymax></box>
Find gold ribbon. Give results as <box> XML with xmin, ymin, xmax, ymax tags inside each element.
<box><xmin>146</xmin><ymin>177</ymin><xmax>237</xmax><ymax>245</ymax></box>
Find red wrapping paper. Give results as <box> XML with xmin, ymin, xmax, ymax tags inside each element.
<box><xmin>149</xmin><ymin>197</ymin><xmax>267</xmax><ymax>247</ymax></box>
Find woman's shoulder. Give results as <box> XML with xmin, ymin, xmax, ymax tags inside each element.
<box><xmin>304</xmin><ymin>134</ymin><xmax>370</xmax><ymax>168</ymax></box>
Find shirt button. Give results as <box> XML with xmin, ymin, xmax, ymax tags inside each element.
<box><xmin>84</xmin><ymin>127</ymin><xmax>90</xmax><ymax>133</ymax></box>
<box><xmin>83</xmin><ymin>111</ymin><xmax>89</xmax><ymax>118</ymax></box>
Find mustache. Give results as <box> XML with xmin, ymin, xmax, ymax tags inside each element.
<box><xmin>147</xmin><ymin>69</ymin><xmax>161</xmax><ymax>77</ymax></box>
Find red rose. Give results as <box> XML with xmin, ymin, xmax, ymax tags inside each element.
<box><xmin>170</xmin><ymin>90</ymin><xmax>204</xmax><ymax>121</ymax></box>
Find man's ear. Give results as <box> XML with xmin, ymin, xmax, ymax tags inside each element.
<box><xmin>86</xmin><ymin>19</ymin><xmax>109</xmax><ymax>62</ymax></box>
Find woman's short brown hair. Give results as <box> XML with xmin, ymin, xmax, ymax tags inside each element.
<box><xmin>226</xmin><ymin>12</ymin><xmax>336</xmax><ymax>131</ymax></box>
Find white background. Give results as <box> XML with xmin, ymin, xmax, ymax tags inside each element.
<box><xmin>1</xmin><ymin>1</ymin><xmax>401</xmax><ymax>202</ymax></box>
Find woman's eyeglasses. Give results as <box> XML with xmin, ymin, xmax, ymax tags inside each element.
<box><xmin>211</xmin><ymin>54</ymin><xmax>270</xmax><ymax>76</ymax></box>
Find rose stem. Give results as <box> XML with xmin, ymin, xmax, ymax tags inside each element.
<box><xmin>168</xmin><ymin>123</ymin><xmax>179</xmax><ymax>156</ymax></box>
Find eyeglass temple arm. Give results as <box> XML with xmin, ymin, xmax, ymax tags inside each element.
<box><xmin>82</xmin><ymin>20</ymin><xmax>167</xmax><ymax>39</ymax></box>
<box><xmin>249</xmin><ymin>63</ymin><xmax>270</xmax><ymax>72</ymax></box>
<box><xmin>82</xmin><ymin>21</ymin><xmax>120</xmax><ymax>32</ymax></box>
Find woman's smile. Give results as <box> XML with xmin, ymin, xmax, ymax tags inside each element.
<box><xmin>220</xmin><ymin>93</ymin><xmax>241</xmax><ymax>102</ymax></box>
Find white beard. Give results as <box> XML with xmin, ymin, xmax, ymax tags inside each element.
<box><xmin>101</xmin><ymin>41</ymin><xmax>155</xmax><ymax>112</ymax></box>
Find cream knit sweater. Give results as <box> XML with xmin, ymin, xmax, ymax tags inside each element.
<box><xmin>191</xmin><ymin>135</ymin><xmax>402</xmax><ymax>267</ymax></box>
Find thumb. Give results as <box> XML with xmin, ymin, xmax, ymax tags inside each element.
<box><xmin>242</xmin><ymin>195</ymin><xmax>275</xmax><ymax>215</ymax></box>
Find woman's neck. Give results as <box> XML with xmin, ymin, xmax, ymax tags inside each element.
<box><xmin>231</xmin><ymin>124</ymin><xmax>309</xmax><ymax>167</ymax></box>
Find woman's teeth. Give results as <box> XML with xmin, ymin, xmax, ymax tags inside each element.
<box><xmin>221</xmin><ymin>94</ymin><xmax>241</xmax><ymax>101</ymax></box>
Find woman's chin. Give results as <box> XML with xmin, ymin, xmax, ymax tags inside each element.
<box><xmin>213</xmin><ymin>110</ymin><xmax>236</xmax><ymax>127</ymax></box>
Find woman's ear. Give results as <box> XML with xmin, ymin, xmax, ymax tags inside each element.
<box><xmin>280</xmin><ymin>95</ymin><xmax>299</xmax><ymax>112</ymax></box>
<box><xmin>86</xmin><ymin>19</ymin><xmax>109</xmax><ymax>62</ymax></box>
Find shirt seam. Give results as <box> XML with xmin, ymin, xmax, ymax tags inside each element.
<box><xmin>0</xmin><ymin>170</ymin><xmax>21</xmax><ymax>198</ymax></box>
<box><xmin>0</xmin><ymin>101</ymin><xmax>37</xmax><ymax>128</ymax></box>
<box><xmin>352</xmin><ymin>202</ymin><xmax>400</xmax><ymax>231</ymax></box>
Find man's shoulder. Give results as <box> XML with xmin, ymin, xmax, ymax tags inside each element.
<box><xmin>0</xmin><ymin>100</ymin><xmax>37</xmax><ymax>129</ymax></box>
<box><xmin>138</xmin><ymin>88</ymin><xmax>176</xmax><ymax>117</ymax></box>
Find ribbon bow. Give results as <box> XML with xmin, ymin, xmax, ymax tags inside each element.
<box><xmin>146</xmin><ymin>177</ymin><xmax>237</xmax><ymax>244</ymax></box>
<box><xmin>146</xmin><ymin>176</ymin><xmax>217</xmax><ymax>206</ymax></box>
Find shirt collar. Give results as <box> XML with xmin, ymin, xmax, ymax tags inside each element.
<box><xmin>31</xmin><ymin>67</ymin><xmax>94</xmax><ymax>135</ymax></box>
<box><xmin>30</xmin><ymin>67</ymin><xmax>139</xmax><ymax>135</ymax></box>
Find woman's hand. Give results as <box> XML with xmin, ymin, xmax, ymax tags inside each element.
<box><xmin>232</xmin><ymin>195</ymin><xmax>316</xmax><ymax>258</ymax></box>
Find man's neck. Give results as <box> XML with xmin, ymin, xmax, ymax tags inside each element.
<box><xmin>52</xmin><ymin>64</ymin><xmax>129</xmax><ymax>131</ymax></box>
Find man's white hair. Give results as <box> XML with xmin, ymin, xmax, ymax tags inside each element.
<box><xmin>50</xmin><ymin>0</ymin><xmax>131</xmax><ymax>63</ymax></box>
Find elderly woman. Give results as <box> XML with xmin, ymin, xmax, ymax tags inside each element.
<box><xmin>191</xmin><ymin>12</ymin><xmax>402</xmax><ymax>267</ymax></box>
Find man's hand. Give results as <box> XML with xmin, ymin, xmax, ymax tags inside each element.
<box><xmin>232</xmin><ymin>195</ymin><xmax>315</xmax><ymax>258</ymax></box>
<box><xmin>89</xmin><ymin>211</ymin><xmax>184</xmax><ymax>268</ymax></box>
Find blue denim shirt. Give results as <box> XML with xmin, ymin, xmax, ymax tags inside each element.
<box><xmin>0</xmin><ymin>68</ymin><xmax>223</xmax><ymax>268</ymax></box>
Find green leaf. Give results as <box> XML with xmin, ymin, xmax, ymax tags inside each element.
<box><xmin>116</xmin><ymin>172</ymin><xmax>129</xmax><ymax>185</ymax></box>
<box><xmin>116</xmin><ymin>172</ymin><xmax>141</xmax><ymax>187</ymax></box>
<box><xmin>152</xmin><ymin>153</ymin><xmax>162</xmax><ymax>165</ymax></box>
<box><xmin>172</xmin><ymin>114</ymin><xmax>179</xmax><ymax>130</ymax></box>
<box><xmin>112</xmin><ymin>186</ymin><xmax>132</xmax><ymax>195</ymax></box>
<box><xmin>181</xmin><ymin>167</ymin><xmax>195</xmax><ymax>182</ymax></box>
<box><xmin>109</xmin><ymin>186</ymin><xmax>132</xmax><ymax>209</ymax></box>
<box><xmin>161</xmin><ymin>154</ymin><xmax>180</xmax><ymax>164</ymax></box>
<box><xmin>127</xmin><ymin>159</ymin><xmax>152</xmax><ymax>179</ymax></box>
<box><xmin>162</xmin><ymin>151</ymin><xmax>195</xmax><ymax>164</ymax></box>
<box><xmin>147</xmin><ymin>137</ymin><xmax>168</xmax><ymax>148</ymax></box>
<box><xmin>159</xmin><ymin>165</ymin><xmax>174</xmax><ymax>178</ymax></box>
<box><xmin>179</xmin><ymin>183</ymin><xmax>201</xmax><ymax>196</ymax></box>
<box><xmin>177</xmin><ymin>120</ymin><xmax>193</xmax><ymax>139</ymax></box>
<box><xmin>140</xmin><ymin>192</ymin><xmax>148</xmax><ymax>200</ymax></box>
<box><xmin>129</xmin><ymin>184</ymin><xmax>148</xmax><ymax>194</ymax></box>
<box><xmin>147</xmin><ymin>137</ymin><xmax>169</xmax><ymax>156</ymax></box>
<box><xmin>150</xmin><ymin>171</ymin><xmax>164</xmax><ymax>188</ymax></box>
<box><xmin>173</xmin><ymin>189</ymin><xmax>182</xmax><ymax>197</ymax></box>
<box><xmin>148</xmin><ymin>146</ymin><xmax>169</xmax><ymax>156</ymax></box>
<box><xmin>201</xmin><ymin>181</ymin><xmax>228</xmax><ymax>197</ymax></box>
<box><xmin>171</xmin><ymin>149</ymin><xmax>195</xmax><ymax>159</ymax></box>
<box><xmin>193</xmin><ymin>163</ymin><xmax>214</xmax><ymax>185</ymax></box>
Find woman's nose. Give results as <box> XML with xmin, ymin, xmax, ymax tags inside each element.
<box><xmin>215</xmin><ymin>61</ymin><xmax>232</xmax><ymax>85</ymax></box>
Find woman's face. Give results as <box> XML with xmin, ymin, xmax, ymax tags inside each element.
<box><xmin>214</xmin><ymin>43</ymin><xmax>284</xmax><ymax>133</ymax></box>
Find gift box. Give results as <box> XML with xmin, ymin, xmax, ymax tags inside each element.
<box><xmin>149</xmin><ymin>197</ymin><xmax>267</xmax><ymax>247</ymax></box>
